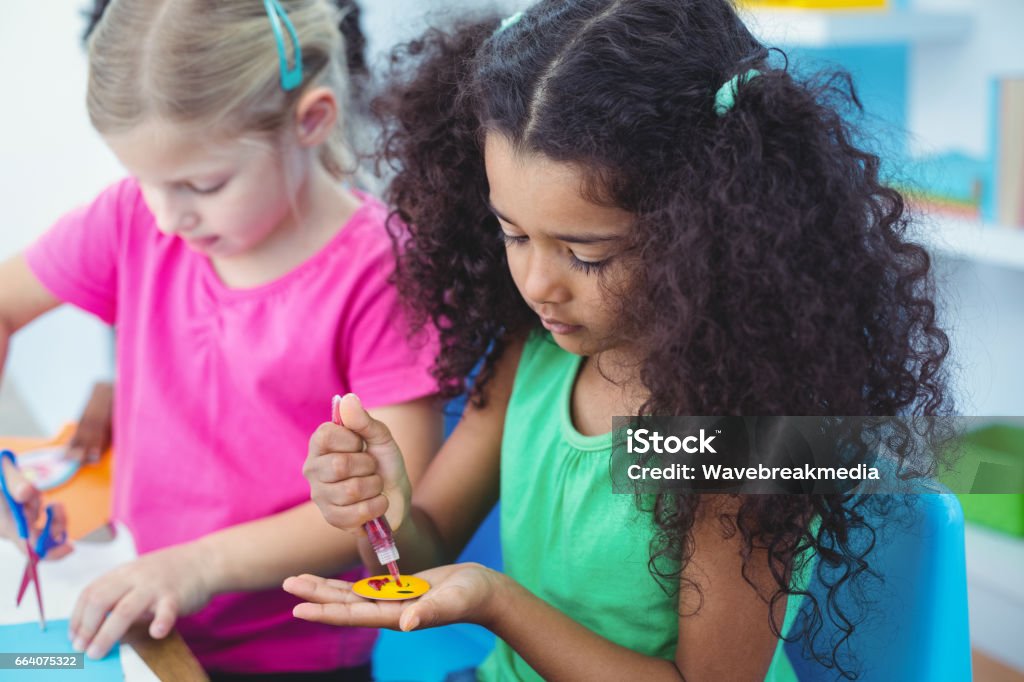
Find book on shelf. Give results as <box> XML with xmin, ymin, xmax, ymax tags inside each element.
<box><xmin>988</xmin><ymin>76</ymin><xmax>1024</xmax><ymax>229</ymax></box>
<box><xmin>895</xmin><ymin>151</ymin><xmax>987</xmax><ymax>222</ymax></box>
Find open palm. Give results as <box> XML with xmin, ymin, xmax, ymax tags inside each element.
<box><xmin>283</xmin><ymin>562</ymin><xmax>502</xmax><ymax>632</ymax></box>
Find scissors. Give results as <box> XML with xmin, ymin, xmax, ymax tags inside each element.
<box><xmin>0</xmin><ymin>449</ymin><xmax>66</xmax><ymax>631</ymax></box>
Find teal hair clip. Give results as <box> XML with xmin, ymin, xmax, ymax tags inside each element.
<box><xmin>496</xmin><ymin>10</ymin><xmax>524</xmax><ymax>35</ymax></box>
<box><xmin>263</xmin><ymin>0</ymin><xmax>303</xmax><ymax>91</ymax></box>
<box><xmin>713</xmin><ymin>68</ymin><xmax>761</xmax><ymax>117</ymax></box>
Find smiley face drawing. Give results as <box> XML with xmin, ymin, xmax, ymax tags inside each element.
<box><xmin>352</xmin><ymin>575</ymin><xmax>430</xmax><ymax>601</ymax></box>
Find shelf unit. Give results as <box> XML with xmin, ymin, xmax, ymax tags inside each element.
<box><xmin>739</xmin><ymin>7</ymin><xmax>972</xmax><ymax>48</ymax></box>
<box><xmin>738</xmin><ymin>3</ymin><xmax>1024</xmax><ymax>673</ymax></box>
<box><xmin>739</xmin><ymin>7</ymin><xmax>1021</xmax><ymax>272</ymax></box>
<box><xmin>963</xmin><ymin>523</ymin><xmax>1024</xmax><ymax>671</ymax></box>
<box><xmin>918</xmin><ymin>217</ymin><xmax>1024</xmax><ymax>271</ymax></box>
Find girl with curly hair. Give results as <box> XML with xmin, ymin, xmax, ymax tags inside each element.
<box><xmin>287</xmin><ymin>0</ymin><xmax>952</xmax><ymax>679</ymax></box>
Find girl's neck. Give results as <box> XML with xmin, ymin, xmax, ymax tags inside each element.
<box><xmin>570</xmin><ymin>348</ymin><xmax>647</xmax><ymax>437</ymax></box>
<box><xmin>211</xmin><ymin>165</ymin><xmax>361</xmax><ymax>289</ymax></box>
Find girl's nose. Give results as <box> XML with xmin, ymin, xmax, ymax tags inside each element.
<box><xmin>147</xmin><ymin>192</ymin><xmax>198</xmax><ymax>236</ymax></box>
<box><xmin>522</xmin><ymin>251</ymin><xmax>570</xmax><ymax>305</ymax></box>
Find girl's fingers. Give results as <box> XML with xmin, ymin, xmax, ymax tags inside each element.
<box><xmin>148</xmin><ymin>595</ymin><xmax>178</xmax><ymax>639</ymax></box>
<box><xmin>293</xmin><ymin>601</ymin><xmax>354</xmax><ymax>625</ymax></box>
<box><xmin>337</xmin><ymin>394</ymin><xmax>396</xmax><ymax>448</ymax></box>
<box><xmin>283</xmin><ymin>575</ymin><xmax>357</xmax><ymax>603</ymax></box>
<box><xmin>12</xmin><ymin>481</ymin><xmax>41</xmax><ymax>524</ymax></box>
<box><xmin>399</xmin><ymin>605</ymin><xmax>424</xmax><ymax>632</ymax></box>
<box><xmin>46</xmin><ymin>542</ymin><xmax>75</xmax><ymax>560</ymax></box>
<box><xmin>293</xmin><ymin>598</ymin><xmax>406</xmax><ymax>628</ymax></box>
<box><xmin>397</xmin><ymin>588</ymin><xmax>461</xmax><ymax>632</ymax></box>
<box><xmin>309</xmin><ymin>422</ymin><xmax>367</xmax><ymax>456</ymax></box>
<box><xmin>319</xmin><ymin>494</ymin><xmax>389</xmax><ymax>531</ymax></box>
<box><xmin>70</xmin><ymin>580</ymin><xmax>132</xmax><ymax>652</ymax></box>
<box><xmin>84</xmin><ymin>589</ymin><xmax>150</xmax><ymax>659</ymax></box>
<box><xmin>314</xmin><ymin>452</ymin><xmax>379</xmax><ymax>484</ymax></box>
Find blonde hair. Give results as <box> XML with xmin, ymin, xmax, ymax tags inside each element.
<box><xmin>86</xmin><ymin>0</ymin><xmax>357</xmax><ymax>179</ymax></box>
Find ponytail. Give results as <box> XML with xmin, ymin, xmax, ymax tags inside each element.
<box><xmin>82</xmin><ymin>0</ymin><xmax>112</xmax><ymax>44</ymax></box>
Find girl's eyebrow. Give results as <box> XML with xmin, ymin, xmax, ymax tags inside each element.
<box><xmin>487</xmin><ymin>199</ymin><xmax>623</xmax><ymax>245</ymax></box>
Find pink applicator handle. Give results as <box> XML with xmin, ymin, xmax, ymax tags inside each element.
<box><xmin>331</xmin><ymin>395</ymin><xmax>403</xmax><ymax>585</ymax></box>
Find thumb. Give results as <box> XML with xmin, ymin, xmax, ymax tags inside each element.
<box><xmin>13</xmin><ymin>481</ymin><xmax>41</xmax><ymax>524</ymax></box>
<box><xmin>399</xmin><ymin>600</ymin><xmax>438</xmax><ymax>632</ymax></box>
<box><xmin>336</xmin><ymin>394</ymin><xmax>396</xmax><ymax>448</ymax></box>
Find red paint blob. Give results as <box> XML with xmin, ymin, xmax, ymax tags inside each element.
<box><xmin>367</xmin><ymin>578</ymin><xmax>391</xmax><ymax>591</ymax></box>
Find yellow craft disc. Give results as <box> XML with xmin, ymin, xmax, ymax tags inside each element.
<box><xmin>352</xmin><ymin>575</ymin><xmax>430</xmax><ymax>601</ymax></box>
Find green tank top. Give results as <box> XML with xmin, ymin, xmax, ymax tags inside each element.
<box><xmin>477</xmin><ymin>330</ymin><xmax>802</xmax><ymax>681</ymax></box>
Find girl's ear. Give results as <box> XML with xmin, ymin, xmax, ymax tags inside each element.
<box><xmin>294</xmin><ymin>86</ymin><xmax>339</xmax><ymax>147</ymax></box>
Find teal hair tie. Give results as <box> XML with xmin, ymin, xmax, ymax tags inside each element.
<box><xmin>496</xmin><ymin>10</ymin><xmax>524</xmax><ymax>35</ymax></box>
<box><xmin>263</xmin><ymin>0</ymin><xmax>303</xmax><ymax>91</ymax></box>
<box><xmin>713</xmin><ymin>69</ymin><xmax>761</xmax><ymax>117</ymax></box>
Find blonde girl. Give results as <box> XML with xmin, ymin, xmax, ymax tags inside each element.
<box><xmin>0</xmin><ymin>1</ymin><xmax>440</xmax><ymax>679</ymax></box>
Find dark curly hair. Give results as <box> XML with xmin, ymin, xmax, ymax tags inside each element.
<box><xmin>374</xmin><ymin>0</ymin><xmax>952</xmax><ymax>677</ymax></box>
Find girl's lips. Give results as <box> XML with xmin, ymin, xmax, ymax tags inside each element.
<box><xmin>540</xmin><ymin>317</ymin><xmax>583</xmax><ymax>334</ymax></box>
<box><xmin>184</xmin><ymin>235</ymin><xmax>219</xmax><ymax>251</ymax></box>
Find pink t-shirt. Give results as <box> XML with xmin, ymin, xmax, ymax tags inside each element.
<box><xmin>25</xmin><ymin>178</ymin><xmax>438</xmax><ymax>674</ymax></box>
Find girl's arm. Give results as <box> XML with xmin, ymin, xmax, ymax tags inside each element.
<box><xmin>0</xmin><ymin>254</ymin><xmax>63</xmax><ymax>382</ymax></box>
<box><xmin>287</xmin><ymin>497</ymin><xmax>786</xmax><ymax>681</ymax></box>
<box><xmin>0</xmin><ymin>254</ymin><xmax>70</xmax><ymax>548</ymax></box>
<box><xmin>69</xmin><ymin>394</ymin><xmax>443</xmax><ymax>659</ymax></box>
<box><xmin>487</xmin><ymin>496</ymin><xmax>787</xmax><ymax>681</ymax></box>
<box><xmin>305</xmin><ymin>335</ymin><xmax>524</xmax><ymax>574</ymax></box>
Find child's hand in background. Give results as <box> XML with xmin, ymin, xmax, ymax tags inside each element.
<box><xmin>0</xmin><ymin>458</ymin><xmax>72</xmax><ymax>559</ymax></box>
<box><xmin>66</xmin><ymin>382</ymin><xmax>113</xmax><ymax>464</ymax></box>
<box><xmin>284</xmin><ymin>562</ymin><xmax>506</xmax><ymax>632</ymax></box>
<box><xmin>304</xmin><ymin>393</ymin><xmax>412</xmax><ymax>533</ymax></box>
<box><xmin>68</xmin><ymin>542</ymin><xmax>213</xmax><ymax>660</ymax></box>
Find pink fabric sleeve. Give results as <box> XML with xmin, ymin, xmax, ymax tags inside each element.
<box><xmin>340</xmin><ymin>243</ymin><xmax>439</xmax><ymax>409</ymax></box>
<box><xmin>23</xmin><ymin>179</ymin><xmax>135</xmax><ymax>325</ymax></box>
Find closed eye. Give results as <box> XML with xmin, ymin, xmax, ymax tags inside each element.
<box><xmin>568</xmin><ymin>255</ymin><xmax>609</xmax><ymax>274</ymax></box>
<box><xmin>499</xmin><ymin>231</ymin><xmax>528</xmax><ymax>246</ymax></box>
<box><xmin>184</xmin><ymin>180</ymin><xmax>227</xmax><ymax>195</ymax></box>
<box><xmin>501</xmin><ymin>230</ymin><xmax>610</xmax><ymax>275</ymax></box>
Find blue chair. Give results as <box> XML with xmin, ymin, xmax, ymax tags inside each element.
<box><xmin>784</xmin><ymin>492</ymin><xmax>972</xmax><ymax>681</ymax></box>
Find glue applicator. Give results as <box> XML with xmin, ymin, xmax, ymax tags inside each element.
<box><xmin>331</xmin><ymin>394</ymin><xmax>403</xmax><ymax>587</ymax></box>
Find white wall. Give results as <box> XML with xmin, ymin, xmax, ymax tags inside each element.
<box><xmin>0</xmin><ymin>2</ymin><xmax>120</xmax><ymax>435</ymax></box>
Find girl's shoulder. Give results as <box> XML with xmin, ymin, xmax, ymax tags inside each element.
<box><xmin>336</xmin><ymin>190</ymin><xmax>391</xmax><ymax>245</ymax></box>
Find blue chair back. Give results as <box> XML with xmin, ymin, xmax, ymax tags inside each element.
<box><xmin>785</xmin><ymin>492</ymin><xmax>972</xmax><ymax>681</ymax></box>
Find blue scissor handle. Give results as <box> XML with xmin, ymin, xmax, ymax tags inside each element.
<box><xmin>0</xmin><ymin>449</ymin><xmax>29</xmax><ymax>540</ymax></box>
<box><xmin>35</xmin><ymin>506</ymin><xmax>66</xmax><ymax>559</ymax></box>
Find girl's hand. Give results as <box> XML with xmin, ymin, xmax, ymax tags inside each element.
<box><xmin>69</xmin><ymin>542</ymin><xmax>214</xmax><ymax>660</ymax></box>
<box><xmin>66</xmin><ymin>381</ymin><xmax>113</xmax><ymax>464</ymax></box>
<box><xmin>283</xmin><ymin>562</ymin><xmax>505</xmax><ymax>632</ymax></box>
<box><xmin>0</xmin><ymin>460</ymin><xmax>73</xmax><ymax>560</ymax></box>
<box><xmin>304</xmin><ymin>393</ymin><xmax>412</xmax><ymax>533</ymax></box>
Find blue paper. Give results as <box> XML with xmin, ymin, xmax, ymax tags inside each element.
<box><xmin>0</xmin><ymin>619</ymin><xmax>122</xmax><ymax>680</ymax></box>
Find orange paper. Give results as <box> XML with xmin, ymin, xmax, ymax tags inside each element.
<box><xmin>0</xmin><ymin>424</ymin><xmax>113</xmax><ymax>540</ymax></box>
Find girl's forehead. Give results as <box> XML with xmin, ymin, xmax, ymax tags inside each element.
<box><xmin>104</xmin><ymin>119</ymin><xmax>270</xmax><ymax>178</ymax></box>
<box><xmin>484</xmin><ymin>133</ymin><xmax>632</xmax><ymax>236</ymax></box>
